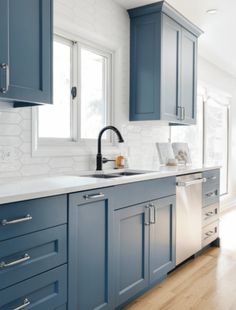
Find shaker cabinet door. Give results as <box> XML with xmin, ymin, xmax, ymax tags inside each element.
<box><xmin>0</xmin><ymin>0</ymin><xmax>53</xmax><ymax>106</ymax></box>
<box><xmin>161</xmin><ymin>15</ymin><xmax>181</xmax><ymax>122</ymax></box>
<box><xmin>114</xmin><ymin>203</ymin><xmax>149</xmax><ymax>306</ymax></box>
<box><xmin>149</xmin><ymin>196</ymin><xmax>176</xmax><ymax>284</ymax></box>
<box><xmin>180</xmin><ymin>29</ymin><xmax>197</xmax><ymax>124</ymax></box>
<box><xmin>68</xmin><ymin>189</ymin><xmax>113</xmax><ymax>310</ymax></box>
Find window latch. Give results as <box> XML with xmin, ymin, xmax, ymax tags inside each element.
<box><xmin>71</xmin><ymin>87</ymin><xmax>77</xmax><ymax>99</ymax></box>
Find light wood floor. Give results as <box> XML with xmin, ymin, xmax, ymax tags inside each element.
<box><xmin>125</xmin><ymin>208</ymin><xmax>236</xmax><ymax>310</ymax></box>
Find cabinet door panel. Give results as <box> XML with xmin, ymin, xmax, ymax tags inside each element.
<box><xmin>0</xmin><ymin>1</ymin><xmax>8</xmax><ymax>93</ymax></box>
<box><xmin>150</xmin><ymin>196</ymin><xmax>176</xmax><ymax>283</ymax></box>
<box><xmin>0</xmin><ymin>0</ymin><xmax>52</xmax><ymax>105</ymax></box>
<box><xmin>161</xmin><ymin>15</ymin><xmax>181</xmax><ymax>121</ymax></box>
<box><xmin>130</xmin><ymin>13</ymin><xmax>161</xmax><ymax>120</ymax></box>
<box><xmin>181</xmin><ymin>29</ymin><xmax>197</xmax><ymax>124</ymax></box>
<box><xmin>68</xmin><ymin>189</ymin><xmax>113</xmax><ymax>310</ymax></box>
<box><xmin>114</xmin><ymin>204</ymin><xmax>149</xmax><ymax>306</ymax></box>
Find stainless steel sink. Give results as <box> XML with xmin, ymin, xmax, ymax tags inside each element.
<box><xmin>83</xmin><ymin>170</ymin><xmax>154</xmax><ymax>179</ymax></box>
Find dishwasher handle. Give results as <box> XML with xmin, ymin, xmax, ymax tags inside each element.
<box><xmin>176</xmin><ymin>178</ymin><xmax>206</xmax><ymax>187</ymax></box>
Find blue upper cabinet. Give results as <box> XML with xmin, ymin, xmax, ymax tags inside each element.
<box><xmin>128</xmin><ymin>1</ymin><xmax>203</xmax><ymax>124</ymax></box>
<box><xmin>0</xmin><ymin>0</ymin><xmax>53</xmax><ymax>107</ymax></box>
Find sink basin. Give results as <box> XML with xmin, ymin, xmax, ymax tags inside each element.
<box><xmin>83</xmin><ymin>170</ymin><xmax>154</xmax><ymax>179</ymax></box>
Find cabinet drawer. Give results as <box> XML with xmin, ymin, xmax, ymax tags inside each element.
<box><xmin>0</xmin><ymin>195</ymin><xmax>67</xmax><ymax>241</ymax></box>
<box><xmin>113</xmin><ymin>177</ymin><xmax>176</xmax><ymax>210</ymax></box>
<box><xmin>0</xmin><ymin>225</ymin><xmax>67</xmax><ymax>290</ymax></box>
<box><xmin>202</xmin><ymin>203</ymin><xmax>219</xmax><ymax>227</ymax></box>
<box><xmin>203</xmin><ymin>187</ymin><xmax>220</xmax><ymax>207</ymax></box>
<box><xmin>0</xmin><ymin>265</ymin><xmax>67</xmax><ymax>310</ymax></box>
<box><xmin>202</xmin><ymin>221</ymin><xmax>219</xmax><ymax>248</ymax></box>
<box><xmin>203</xmin><ymin>169</ymin><xmax>220</xmax><ymax>187</ymax></box>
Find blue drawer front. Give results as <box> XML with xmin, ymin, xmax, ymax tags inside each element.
<box><xmin>0</xmin><ymin>265</ymin><xmax>67</xmax><ymax>310</ymax></box>
<box><xmin>0</xmin><ymin>225</ymin><xmax>67</xmax><ymax>290</ymax></box>
<box><xmin>0</xmin><ymin>195</ymin><xmax>67</xmax><ymax>241</ymax></box>
<box><xmin>113</xmin><ymin>177</ymin><xmax>176</xmax><ymax>210</ymax></box>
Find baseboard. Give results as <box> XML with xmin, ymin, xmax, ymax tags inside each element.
<box><xmin>220</xmin><ymin>198</ymin><xmax>236</xmax><ymax>214</ymax></box>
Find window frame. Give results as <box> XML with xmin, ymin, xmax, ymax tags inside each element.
<box><xmin>32</xmin><ymin>31</ymin><xmax>114</xmax><ymax>156</ymax></box>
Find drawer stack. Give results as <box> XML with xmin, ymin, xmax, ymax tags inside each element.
<box><xmin>202</xmin><ymin>169</ymin><xmax>220</xmax><ymax>248</ymax></box>
<box><xmin>0</xmin><ymin>195</ymin><xmax>68</xmax><ymax>310</ymax></box>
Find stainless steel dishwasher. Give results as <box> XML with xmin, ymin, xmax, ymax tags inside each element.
<box><xmin>176</xmin><ymin>173</ymin><xmax>206</xmax><ymax>265</ymax></box>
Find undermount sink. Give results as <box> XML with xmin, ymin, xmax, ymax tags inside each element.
<box><xmin>83</xmin><ymin>170</ymin><xmax>155</xmax><ymax>179</ymax></box>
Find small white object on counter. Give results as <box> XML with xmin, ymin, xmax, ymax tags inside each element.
<box><xmin>0</xmin><ymin>166</ymin><xmax>220</xmax><ymax>205</ymax></box>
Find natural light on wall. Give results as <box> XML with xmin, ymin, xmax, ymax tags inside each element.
<box><xmin>81</xmin><ymin>49</ymin><xmax>107</xmax><ymax>139</ymax></box>
<box><xmin>39</xmin><ymin>39</ymin><xmax>72</xmax><ymax>138</ymax></box>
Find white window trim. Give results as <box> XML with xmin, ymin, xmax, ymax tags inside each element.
<box><xmin>32</xmin><ymin>30</ymin><xmax>117</xmax><ymax>157</ymax></box>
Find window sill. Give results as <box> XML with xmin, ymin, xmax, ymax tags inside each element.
<box><xmin>32</xmin><ymin>141</ymin><xmax>120</xmax><ymax>158</ymax></box>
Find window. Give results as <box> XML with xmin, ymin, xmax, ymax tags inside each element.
<box><xmin>35</xmin><ymin>34</ymin><xmax>112</xmax><ymax>149</ymax></box>
<box><xmin>171</xmin><ymin>87</ymin><xmax>230</xmax><ymax>196</ymax></box>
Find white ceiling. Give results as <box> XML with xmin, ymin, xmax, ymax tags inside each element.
<box><xmin>115</xmin><ymin>0</ymin><xmax>236</xmax><ymax>78</ymax></box>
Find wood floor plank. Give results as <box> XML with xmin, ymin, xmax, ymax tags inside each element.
<box><xmin>124</xmin><ymin>209</ymin><xmax>236</xmax><ymax>310</ymax></box>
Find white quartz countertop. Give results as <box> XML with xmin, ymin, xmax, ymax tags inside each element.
<box><xmin>0</xmin><ymin>165</ymin><xmax>220</xmax><ymax>205</ymax></box>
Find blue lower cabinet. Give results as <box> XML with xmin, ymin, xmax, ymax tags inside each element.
<box><xmin>114</xmin><ymin>195</ymin><xmax>176</xmax><ymax>307</ymax></box>
<box><xmin>114</xmin><ymin>203</ymin><xmax>149</xmax><ymax>306</ymax></box>
<box><xmin>149</xmin><ymin>196</ymin><xmax>176</xmax><ymax>284</ymax></box>
<box><xmin>0</xmin><ymin>225</ymin><xmax>67</xmax><ymax>290</ymax></box>
<box><xmin>0</xmin><ymin>265</ymin><xmax>67</xmax><ymax>310</ymax></box>
<box><xmin>68</xmin><ymin>188</ymin><xmax>114</xmax><ymax>310</ymax></box>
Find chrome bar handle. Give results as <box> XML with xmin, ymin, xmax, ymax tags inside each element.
<box><xmin>0</xmin><ymin>253</ymin><xmax>30</xmax><ymax>269</ymax></box>
<box><xmin>207</xmin><ymin>176</ymin><xmax>217</xmax><ymax>181</ymax></box>
<box><xmin>176</xmin><ymin>178</ymin><xmax>207</xmax><ymax>187</ymax></box>
<box><xmin>13</xmin><ymin>298</ymin><xmax>30</xmax><ymax>310</ymax></box>
<box><xmin>182</xmin><ymin>107</ymin><xmax>185</xmax><ymax>120</ymax></box>
<box><xmin>0</xmin><ymin>63</ymin><xmax>9</xmax><ymax>94</ymax></box>
<box><xmin>149</xmin><ymin>204</ymin><xmax>156</xmax><ymax>224</ymax></box>
<box><xmin>83</xmin><ymin>193</ymin><xmax>105</xmax><ymax>200</ymax></box>
<box><xmin>205</xmin><ymin>231</ymin><xmax>215</xmax><ymax>237</ymax></box>
<box><xmin>177</xmin><ymin>106</ymin><xmax>182</xmax><ymax>120</ymax></box>
<box><xmin>1</xmin><ymin>214</ymin><xmax>32</xmax><ymax>226</ymax></box>
<box><xmin>206</xmin><ymin>191</ymin><xmax>217</xmax><ymax>197</ymax></box>
<box><xmin>145</xmin><ymin>205</ymin><xmax>151</xmax><ymax>225</ymax></box>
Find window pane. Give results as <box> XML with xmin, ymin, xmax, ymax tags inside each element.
<box><xmin>81</xmin><ymin>49</ymin><xmax>107</xmax><ymax>139</ymax></box>
<box><xmin>38</xmin><ymin>39</ymin><xmax>72</xmax><ymax>138</ymax></box>
<box><xmin>204</xmin><ymin>99</ymin><xmax>229</xmax><ymax>195</ymax></box>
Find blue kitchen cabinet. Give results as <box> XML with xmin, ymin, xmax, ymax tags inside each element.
<box><xmin>68</xmin><ymin>188</ymin><xmax>114</xmax><ymax>310</ymax></box>
<box><xmin>114</xmin><ymin>195</ymin><xmax>176</xmax><ymax>307</ymax></box>
<box><xmin>149</xmin><ymin>196</ymin><xmax>176</xmax><ymax>284</ymax></box>
<box><xmin>113</xmin><ymin>203</ymin><xmax>150</xmax><ymax>306</ymax></box>
<box><xmin>128</xmin><ymin>1</ymin><xmax>202</xmax><ymax>124</ymax></box>
<box><xmin>0</xmin><ymin>0</ymin><xmax>53</xmax><ymax>106</ymax></box>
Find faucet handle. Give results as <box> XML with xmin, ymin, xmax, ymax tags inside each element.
<box><xmin>102</xmin><ymin>157</ymin><xmax>115</xmax><ymax>164</ymax></box>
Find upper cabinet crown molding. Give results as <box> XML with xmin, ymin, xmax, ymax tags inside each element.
<box><xmin>0</xmin><ymin>0</ymin><xmax>53</xmax><ymax>107</ymax></box>
<box><xmin>128</xmin><ymin>1</ymin><xmax>203</xmax><ymax>37</ymax></box>
<box><xmin>128</xmin><ymin>1</ymin><xmax>203</xmax><ymax>124</ymax></box>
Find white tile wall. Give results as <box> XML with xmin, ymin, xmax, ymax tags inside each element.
<box><xmin>0</xmin><ymin>0</ymin><xmax>171</xmax><ymax>181</ymax></box>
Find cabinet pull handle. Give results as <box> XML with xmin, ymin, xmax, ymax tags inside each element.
<box><xmin>177</xmin><ymin>106</ymin><xmax>182</xmax><ymax>120</ymax></box>
<box><xmin>0</xmin><ymin>63</ymin><xmax>9</xmax><ymax>94</ymax></box>
<box><xmin>205</xmin><ymin>230</ymin><xmax>215</xmax><ymax>238</ymax></box>
<box><xmin>13</xmin><ymin>298</ymin><xmax>30</xmax><ymax>310</ymax></box>
<box><xmin>145</xmin><ymin>205</ymin><xmax>150</xmax><ymax>225</ymax></box>
<box><xmin>83</xmin><ymin>193</ymin><xmax>105</xmax><ymax>200</ymax></box>
<box><xmin>182</xmin><ymin>107</ymin><xmax>185</xmax><ymax>120</ymax></box>
<box><xmin>208</xmin><ymin>176</ymin><xmax>217</xmax><ymax>181</ymax></box>
<box><xmin>149</xmin><ymin>204</ymin><xmax>156</xmax><ymax>224</ymax></box>
<box><xmin>206</xmin><ymin>191</ymin><xmax>217</xmax><ymax>198</ymax></box>
<box><xmin>0</xmin><ymin>253</ymin><xmax>30</xmax><ymax>269</ymax></box>
<box><xmin>1</xmin><ymin>214</ymin><xmax>32</xmax><ymax>226</ymax></box>
<box><xmin>205</xmin><ymin>211</ymin><xmax>214</xmax><ymax>217</ymax></box>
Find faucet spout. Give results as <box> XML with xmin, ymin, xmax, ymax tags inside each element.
<box><xmin>96</xmin><ymin>126</ymin><xmax>124</xmax><ymax>171</ymax></box>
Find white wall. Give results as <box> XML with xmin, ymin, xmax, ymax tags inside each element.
<box><xmin>0</xmin><ymin>0</ymin><xmax>235</xmax><ymax>210</ymax></box>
